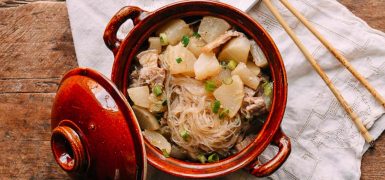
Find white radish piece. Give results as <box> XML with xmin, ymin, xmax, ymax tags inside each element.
<box><xmin>127</xmin><ymin>86</ymin><xmax>150</xmax><ymax>108</ymax></box>
<box><xmin>194</xmin><ymin>52</ymin><xmax>221</xmax><ymax>80</ymax></box>
<box><xmin>213</xmin><ymin>75</ymin><xmax>244</xmax><ymax>118</ymax></box>
<box><xmin>132</xmin><ymin>105</ymin><xmax>160</xmax><ymax>130</ymax></box>
<box><xmin>246</xmin><ymin>61</ymin><xmax>261</xmax><ymax>76</ymax></box>
<box><xmin>201</xmin><ymin>30</ymin><xmax>242</xmax><ymax>53</ymax></box>
<box><xmin>187</xmin><ymin>37</ymin><xmax>206</xmax><ymax>57</ymax></box>
<box><xmin>156</xmin><ymin>19</ymin><xmax>192</xmax><ymax>45</ymax></box>
<box><xmin>161</xmin><ymin>44</ymin><xmax>197</xmax><ymax>77</ymax></box>
<box><xmin>250</xmin><ymin>40</ymin><xmax>268</xmax><ymax>68</ymax></box>
<box><xmin>142</xmin><ymin>129</ymin><xmax>171</xmax><ymax>154</ymax></box>
<box><xmin>218</xmin><ymin>36</ymin><xmax>251</xmax><ymax>63</ymax></box>
<box><xmin>231</xmin><ymin>62</ymin><xmax>260</xmax><ymax>90</ymax></box>
<box><xmin>198</xmin><ymin>16</ymin><xmax>231</xmax><ymax>43</ymax></box>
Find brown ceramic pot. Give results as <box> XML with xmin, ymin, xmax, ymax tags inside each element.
<box><xmin>51</xmin><ymin>1</ymin><xmax>291</xmax><ymax>179</ymax></box>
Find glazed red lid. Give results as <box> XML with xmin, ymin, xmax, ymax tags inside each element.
<box><xmin>50</xmin><ymin>68</ymin><xmax>147</xmax><ymax>180</ymax></box>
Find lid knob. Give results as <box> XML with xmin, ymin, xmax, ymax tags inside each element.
<box><xmin>51</xmin><ymin>125</ymin><xmax>87</xmax><ymax>172</ymax></box>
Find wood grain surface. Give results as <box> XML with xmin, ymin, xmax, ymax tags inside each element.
<box><xmin>0</xmin><ymin>1</ymin><xmax>383</xmax><ymax>179</ymax></box>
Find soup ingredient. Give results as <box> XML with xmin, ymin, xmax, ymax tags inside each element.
<box><xmin>213</xmin><ymin>75</ymin><xmax>244</xmax><ymax>118</ymax></box>
<box><xmin>127</xmin><ymin>86</ymin><xmax>150</xmax><ymax>108</ymax></box>
<box><xmin>181</xmin><ymin>35</ymin><xmax>190</xmax><ymax>47</ymax></box>
<box><xmin>166</xmin><ymin>76</ymin><xmax>242</xmax><ymax>157</ymax></box>
<box><xmin>194</xmin><ymin>52</ymin><xmax>221</xmax><ymax>80</ymax></box>
<box><xmin>148</xmin><ymin>37</ymin><xmax>162</xmax><ymax>52</ymax></box>
<box><xmin>161</xmin><ymin>44</ymin><xmax>197</xmax><ymax>76</ymax></box>
<box><xmin>176</xmin><ymin>57</ymin><xmax>183</xmax><ymax>64</ymax></box>
<box><xmin>157</xmin><ymin>19</ymin><xmax>192</xmax><ymax>45</ymax></box>
<box><xmin>180</xmin><ymin>130</ymin><xmax>189</xmax><ymax>141</ymax></box>
<box><xmin>218</xmin><ymin>36</ymin><xmax>251</xmax><ymax>63</ymax></box>
<box><xmin>192</xmin><ymin>32</ymin><xmax>201</xmax><ymax>38</ymax></box>
<box><xmin>247</xmin><ymin>61</ymin><xmax>261</xmax><ymax>76</ymax></box>
<box><xmin>132</xmin><ymin>105</ymin><xmax>160</xmax><ymax>130</ymax></box>
<box><xmin>143</xmin><ymin>129</ymin><xmax>171</xmax><ymax>154</ymax></box>
<box><xmin>152</xmin><ymin>85</ymin><xmax>163</xmax><ymax>96</ymax></box>
<box><xmin>231</xmin><ymin>62</ymin><xmax>260</xmax><ymax>90</ymax></box>
<box><xmin>211</xmin><ymin>100</ymin><xmax>221</xmax><ymax>114</ymax></box>
<box><xmin>197</xmin><ymin>154</ymin><xmax>207</xmax><ymax>164</ymax></box>
<box><xmin>137</xmin><ymin>49</ymin><xmax>159</xmax><ymax>67</ymax></box>
<box><xmin>227</xmin><ymin>60</ymin><xmax>238</xmax><ymax>70</ymax></box>
<box><xmin>211</xmin><ymin>69</ymin><xmax>231</xmax><ymax>86</ymax></box>
<box><xmin>187</xmin><ymin>37</ymin><xmax>206</xmax><ymax>57</ymax></box>
<box><xmin>159</xmin><ymin>33</ymin><xmax>168</xmax><ymax>46</ymax></box>
<box><xmin>204</xmin><ymin>80</ymin><xmax>217</xmax><ymax>92</ymax></box>
<box><xmin>250</xmin><ymin>40</ymin><xmax>268</xmax><ymax>68</ymax></box>
<box><xmin>170</xmin><ymin>145</ymin><xmax>188</xmax><ymax>159</ymax></box>
<box><xmin>198</xmin><ymin>16</ymin><xmax>231</xmax><ymax>43</ymax></box>
<box><xmin>262</xmin><ymin>81</ymin><xmax>273</xmax><ymax>109</ymax></box>
<box><xmin>202</xmin><ymin>30</ymin><xmax>242</xmax><ymax>53</ymax></box>
<box><xmin>162</xmin><ymin>149</ymin><xmax>170</xmax><ymax>158</ymax></box>
<box><xmin>208</xmin><ymin>153</ymin><xmax>219</xmax><ymax>163</ymax></box>
<box><xmin>219</xmin><ymin>109</ymin><xmax>230</xmax><ymax>119</ymax></box>
<box><xmin>241</xmin><ymin>96</ymin><xmax>267</xmax><ymax>119</ymax></box>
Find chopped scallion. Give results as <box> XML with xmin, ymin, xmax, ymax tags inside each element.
<box><xmin>263</xmin><ymin>82</ymin><xmax>273</xmax><ymax>97</ymax></box>
<box><xmin>152</xmin><ymin>85</ymin><xmax>163</xmax><ymax>96</ymax></box>
<box><xmin>208</xmin><ymin>153</ymin><xmax>219</xmax><ymax>162</ymax></box>
<box><xmin>159</xmin><ymin>33</ymin><xmax>168</xmax><ymax>46</ymax></box>
<box><xmin>197</xmin><ymin>154</ymin><xmax>207</xmax><ymax>164</ymax></box>
<box><xmin>211</xmin><ymin>100</ymin><xmax>221</xmax><ymax>114</ymax></box>
<box><xmin>181</xmin><ymin>35</ymin><xmax>190</xmax><ymax>47</ymax></box>
<box><xmin>219</xmin><ymin>109</ymin><xmax>229</xmax><ymax>119</ymax></box>
<box><xmin>227</xmin><ymin>60</ymin><xmax>238</xmax><ymax>70</ymax></box>
<box><xmin>176</xmin><ymin>57</ymin><xmax>183</xmax><ymax>64</ymax></box>
<box><xmin>192</xmin><ymin>32</ymin><xmax>201</xmax><ymax>38</ymax></box>
<box><xmin>162</xmin><ymin>149</ymin><xmax>170</xmax><ymax>158</ymax></box>
<box><xmin>180</xmin><ymin>130</ymin><xmax>189</xmax><ymax>141</ymax></box>
<box><xmin>205</xmin><ymin>80</ymin><xmax>217</xmax><ymax>92</ymax></box>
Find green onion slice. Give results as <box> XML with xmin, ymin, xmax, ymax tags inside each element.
<box><xmin>208</xmin><ymin>153</ymin><xmax>219</xmax><ymax>162</ymax></box>
<box><xmin>227</xmin><ymin>60</ymin><xmax>238</xmax><ymax>70</ymax></box>
<box><xmin>176</xmin><ymin>57</ymin><xmax>183</xmax><ymax>64</ymax></box>
<box><xmin>211</xmin><ymin>100</ymin><xmax>221</xmax><ymax>114</ymax></box>
<box><xmin>205</xmin><ymin>80</ymin><xmax>217</xmax><ymax>92</ymax></box>
<box><xmin>180</xmin><ymin>130</ymin><xmax>189</xmax><ymax>141</ymax></box>
<box><xmin>159</xmin><ymin>33</ymin><xmax>168</xmax><ymax>46</ymax></box>
<box><xmin>192</xmin><ymin>32</ymin><xmax>201</xmax><ymax>38</ymax></box>
<box><xmin>181</xmin><ymin>35</ymin><xmax>190</xmax><ymax>47</ymax></box>
<box><xmin>197</xmin><ymin>154</ymin><xmax>207</xmax><ymax>164</ymax></box>
<box><xmin>162</xmin><ymin>149</ymin><xmax>170</xmax><ymax>158</ymax></box>
<box><xmin>152</xmin><ymin>85</ymin><xmax>163</xmax><ymax>96</ymax></box>
<box><xmin>219</xmin><ymin>109</ymin><xmax>230</xmax><ymax>119</ymax></box>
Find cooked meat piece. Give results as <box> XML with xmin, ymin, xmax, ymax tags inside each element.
<box><xmin>137</xmin><ymin>49</ymin><xmax>159</xmax><ymax>68</ymax></box>
<box><xmin>241</xmin><ymin>96</ymin><xmax>267</xmax><ymax>119</ymax></box>
<box><xmin>201</xmin><ymin>30</ymin><xmax>243</xmax><ymax>53</ymax></box>
<box><xmin>138</xmin><ymin>66</ymin><xmax>166</xmax><ymax>88</ymax></box>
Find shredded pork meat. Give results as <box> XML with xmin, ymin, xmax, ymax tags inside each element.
<box><xmin>241</xmin><ymin>87</ymin><xmax>267</xmax><ymax>119</ymax></box>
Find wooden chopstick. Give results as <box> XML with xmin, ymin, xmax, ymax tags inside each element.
<box><xmin>279</xmin><ymin>0</ymin><xmax>385</xmax><ymax>109</ymax></box>
<box><xmin>261</xmin><ymin>0</ymin><xmax>375</xmax><ymax>145</ymax></box>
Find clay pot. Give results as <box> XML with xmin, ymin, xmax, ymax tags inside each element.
<box><xmin>51</xmin><ymin>1</ymin><xmax>291</xmax><ymax>179</ymax></box>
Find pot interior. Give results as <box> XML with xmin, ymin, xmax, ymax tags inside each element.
<box><xmin>111</xmin><ymin>1</ymin><xmax>287</xmax><ymax>178</ymax></box>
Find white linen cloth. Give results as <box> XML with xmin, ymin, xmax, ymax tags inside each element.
<box><xmin>66</xmin><ymin>0</ymin><xmax>385</xmax><ymax>179</ymax></box>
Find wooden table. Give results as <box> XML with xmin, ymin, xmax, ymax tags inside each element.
<box><xmin>0</xmin><ymin>0</ymin><xmax>384</xmax><ymax>179</ymax></box>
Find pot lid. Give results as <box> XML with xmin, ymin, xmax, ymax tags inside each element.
<box><xmin>50</xmin><ymin>68</ymin><xmax>147</xmax><ymax>180</ymax></box>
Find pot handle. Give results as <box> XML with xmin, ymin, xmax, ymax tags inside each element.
<box><xmin>103</xmin><ymin>6</ymin><xmax>145</xmax><ymax>55</ymax></box>
<box><xmin>249</xmin><ymin>128</ymin><xmax>291</xmax><ymax>177</ymax></box>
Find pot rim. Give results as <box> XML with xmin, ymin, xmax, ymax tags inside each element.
<box><xmin>110</xmin><ymin>0</ymin><xmax>288</xmax><ymax>178</ymax></box>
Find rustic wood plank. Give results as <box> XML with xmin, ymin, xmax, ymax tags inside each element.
<box><xmin>0</xmin><ymin>2</ymin><xmax>75</xmax><ymax>179</ymax></box>
<box><xmin>0</xmin><ymin>2</ymin><xmax>76</xmax><ymax>79</ymax></box>
<box><xmin>0</xmin><ymin>0</ymin><xmax>62</xmax><ymax>8</ymax></box>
